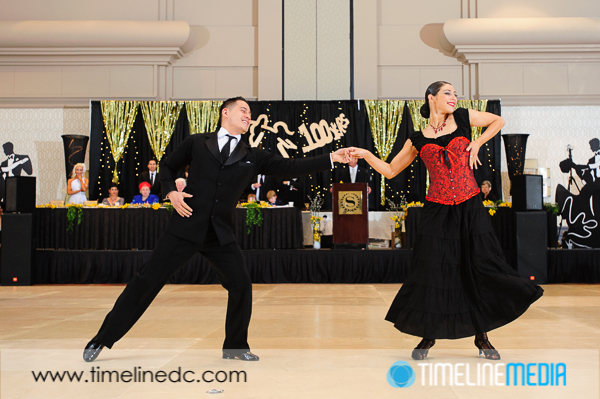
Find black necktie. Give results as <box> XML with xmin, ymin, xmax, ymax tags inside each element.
<box><xmin>221</xmin><ymin>135</ymin><xmax>235</xmax><ymax>163</ymax></box>
<box><xmin>150</xmin><ymin>173</ymin><xmax>154</xmax><ymax>186</ymax></box>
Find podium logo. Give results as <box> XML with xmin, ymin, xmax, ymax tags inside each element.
<box><xmin>387</xmin><ymin>361</ymin><xmax>416</xmax><ymax>388</ymax></box>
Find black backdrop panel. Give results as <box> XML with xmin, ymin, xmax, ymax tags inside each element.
<box><xmin>89</xmin><ymin>100</ymin><xmax>501</xmax><ymax>210</ymax></box>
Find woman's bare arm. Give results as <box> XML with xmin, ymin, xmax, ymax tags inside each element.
<box><xmin>348</xmin><ymin>139</ymin><xmax>418</xmax><ymax>179</ymax></box>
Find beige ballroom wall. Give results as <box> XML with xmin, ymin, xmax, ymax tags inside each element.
<box><xmin>2</xmin><ymin>0</ymin><xmax>600</xmax><ymax>204</ymax></box>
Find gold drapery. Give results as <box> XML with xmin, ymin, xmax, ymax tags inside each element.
<box><xmin>140</xmin><ymin>101</ymin><xmax>185</xmax><ymax>170</ymax></box>
<box><xmin>186</xmin><ymin>101</ymin><xmax>223</xmax><ymax>135</ymax></box>
<box><xmin>100</xmin><ymin>100</ymin><xmax>139</xmax><ymax>184</ymax></box>
<box><xmin>457</xmin><ymin>100</ymin><xmax>488</xmax><ymax>141</ymax></box>
<box><xmin>407</xmin><ymin>100</ymin><xmax>427</xmax><ymax>132</ymax></box>
<box><xmin>364</xmin><ymin>100</ymin><xmax>405</xmax><ymax>205</ymax></box>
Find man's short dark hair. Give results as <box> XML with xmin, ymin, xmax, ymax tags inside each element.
<box><xmin>3</xmin><ymin>142</ymin><xmax>14</xmax><ymax>153</ymax></box>
<box><xmin>217</xmin><ymin>96</ymin><xmax>248</xmax><ymax>128</ymax></box>
<box><xmin>590</xmin><ymin>138</ymin><xmax>600</xmax><ymax>152</ymax></box>
<box><xmin>148</xmin><ymin>158</ymin><xmax>157</xmax><ymax>164</ymax></box>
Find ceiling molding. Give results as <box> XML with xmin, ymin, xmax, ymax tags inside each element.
<box><xmin>442</xmin><ymin>17</ymin><xmax>600</xmax><ymax>64</ymax></box>
<box><xmin>0</xmin><ymin>21</ymin><xmax>194</xmax><ymax>66</ymax></box>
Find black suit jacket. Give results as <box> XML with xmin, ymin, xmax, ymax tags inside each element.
<box><xmin>139</xmin><ymin>171</ymin><xmax>162</xmax><ymax>198</ymax></box>
<box><xmin>160</xmin><ymin>132</ymin><xmax>332</xmax><ymax>245</ymax></box>
<box><xmin>246</xmin><ymin>175</ymin><xmax>280</xmax><ymax>202</ymax></box>
<box><xmin>334</xmin><ymin>165</ymin><xmax>369</xmax><ymax>184</ymax></box>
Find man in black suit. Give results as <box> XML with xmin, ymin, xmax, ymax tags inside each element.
<box><xmin>333</xmin><ymin>157</ymin><xmax>371</xmax><ymax>191</ymax></box>
<box><xmin>247</xmin><ymin>174</ymin><xmax>280</xmax><ymax>202</ymax></box>
<box><xmin>138</xmin><ymin>158</ymin><xmax>161</xmax><ymax>198</ymax></box>
<box><xmin>84</xmin><ymin>97</ymin><xmax>349</xmax><ymax>362</ymax></box>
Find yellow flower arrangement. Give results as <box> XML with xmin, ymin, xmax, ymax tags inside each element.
<box><xmin>151</xmin><ymin>203</ymin><xmax>161</xmax><ymax>210</ymax></box>
<box><xmin>310</xmin><ymin>215</ymin><xmax>323</xmax><ymax>224</ymax></box>
<box><xmin>498</xmin><ymin>201</ymin><xmax>512</xmax><ymax>208</ymax></box>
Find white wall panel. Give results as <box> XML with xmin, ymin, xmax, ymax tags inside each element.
<box><xmin>14</xmin><ymin>67</ymin><xmax>62</xmax><ymax>97</ymax></box>
<box><xmin>175</xmin><ymin>26</ymin><xmax>256</xmax><ymax>67</ymax></box>
<box><xmin>523</xmin><ymin>64</ymin><xmax>569</xmax><ymax>94</ymax></box>
<box><xmin>172</xmin><ymin>68</ymin><xmax>216</xmax><ymax>99</ymax></box>
<box><xmin>284</xmin><ymin>0</ymin><xmax>317</xmax><ymax>100</ymax></box>
<box><xmin>353</xmin><ymin>0</ymin><xmax>378</xmax><ymax>99</ymax></box>
<box><xmin>379</xmin><ymin>67</ymin><xmax>421</xmax><ymax>98</ymax></box>
<box><xmin>379</xmin><ymin>26</ymin><xmax>458</xmax><ymax>67</ymax></box>
<box><xmin>379</xmin><ymin>0</ymin><xmax>461</xmax><ymax>26</ymax></box>
<box><xmin>109</xmin><ymin>66</ymin><xmax>155</xmax><ymax>98</ymax></box>
<box><xmin>569</xmin><ymin>64</ymin><xmax>600</xmax><ymax>95</ymax></box>
<box><xmin>479</xmin><ymin>64</ymin><xmax>524</xmax><ymax>95</ymax></box>
<box><xmin>63</xmin><ymin>67</ymin><xmax>110</xmax><ymax>97</ymax></box>
<box><xmin>419</xmin><ymin>67</ymin><xmax>464</xmax><ymax>96</ymax></box>
<box><xmin>316</xmin><ymin>0</ymin><xmax>350</xmax><ymax>100</ymax></box>
<box><xmin>215</xmin><ymin>68</ymin><xmax>255</xmax><ymax>99</ymax></box>
<box><xmin>173</xmin><ymin>0</ymin><xmax>255</xmax><ymax>26</ymax></box>
<box><xmin>0</xmin><ymin>68</ymin><xmax>15</xmax><ymax>96</ymax></box>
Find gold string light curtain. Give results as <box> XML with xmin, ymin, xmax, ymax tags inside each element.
<box><xmin>186</xmin><ymin>101</ymin><xmax>223</xmax><ymax>134</ymax></box>
<box><xmin>100</xmin><ymin>100</ymin><xmax>139</xmax><ymax>184</ymax></box>
<box><xmin>364</xmin><ymin>100</ymin><xmax>405</xmax><ymax>205</ymax></box>
<box><xmin>140</xmin><ymin>101</ymin><xmax>185</xmax><ymax>170</ymax></box>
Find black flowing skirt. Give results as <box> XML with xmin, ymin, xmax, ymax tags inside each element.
<box><xmin>386</xmin><ymin>196</ymin><xmax>544</xmax><ymax>339</ymax></box>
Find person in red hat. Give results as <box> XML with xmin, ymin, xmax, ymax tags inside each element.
<box><xmin>131</xmin><ymin>181</ymin><xmax>159</xmax><ymax>205</ymax></box>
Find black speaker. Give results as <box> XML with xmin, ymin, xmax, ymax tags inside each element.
<box><xmin>1</xmin><ymin>213</ymin><xmax>35</xmax><ymax>285</ymax></box>
<box><xmin>5</xmin><ymin>176</ymin><xmax>36</xmax><ymax>213</ymax></box>
<box><xmin>512</xmin><ymin>175</ymin><xmax>542</xmax><ymax>211</ymax></box>
<box><xmin>514</xmin><ymin>211</ymin><xmax>547</xmax><ymax>284</ymax></box>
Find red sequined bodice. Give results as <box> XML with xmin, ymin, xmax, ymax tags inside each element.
<box><xmin>420</xmin><ymin>136</ymin><xmax>480</xmax><ymax>205</ymax></box>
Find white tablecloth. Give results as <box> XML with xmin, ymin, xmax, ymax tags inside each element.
<box><xmin>301</xmin><ymin>211</ymin><xmax>403</xmax><ymax>245</ymax></box>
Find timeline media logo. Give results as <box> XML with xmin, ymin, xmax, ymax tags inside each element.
<box><xmin>387</xmin><ymin>361</ymin><xmax>416</xmax><ymax>388</ymax></box>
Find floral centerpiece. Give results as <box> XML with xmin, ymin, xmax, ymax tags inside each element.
<box><xmin>307</xmin><ymin>193</ymin><xmax>324</xmax><ymax>249</ymax></box>
<box><xmin>238</xmin><ymin>201</ymin><xmax>271</xmax><ymax>234</ymax></box>
<box><xmin>387</xmin><ymin>197</ymin><xmax>407</xmax><ymax>248</ymax></box>
<box><xmin>482</xmin><ymin>199</ymin><xmax>498</xmax><ymax>216</ymax></box>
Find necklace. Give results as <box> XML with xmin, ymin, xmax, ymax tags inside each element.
<box><xmin>429</xmin><ymin>114</ymin><xmax>449</xmax><ymax>135</ymax></box>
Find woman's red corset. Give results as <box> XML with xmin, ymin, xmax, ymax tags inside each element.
<box><xmin>421</xmin><ymin>136</ymin><xmax>480</xmax><ymax>205</ymax></box>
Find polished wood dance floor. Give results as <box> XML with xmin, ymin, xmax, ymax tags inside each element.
<box><xmin>1</xmin><ymin>283</ymin><xmax>599</xmax><ymax>398</ymax></box>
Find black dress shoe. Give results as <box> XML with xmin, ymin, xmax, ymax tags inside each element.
<box><xmin>222</xmin><ymin>350</ymin><xmax>259</xmax><ymax>361</ymax></box>
<box><xmin>83</xmin><ymin>338</ymin><xmax>104</xmax><ymax>362</ymax></box>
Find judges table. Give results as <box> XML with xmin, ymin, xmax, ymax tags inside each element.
<box><xmin>404</xmin><ymin>207</ymin><xmax>558</xmax><ymax>249</ymax></box>
<box><xmin>34</xmin><ymin>206</ymin><xmax>303</xmax><ymax>250</ymax></box>
<box><xmin>301</xmin><ymin>211</ymin><xmax>399</xmax><ymax>246</ymax></box>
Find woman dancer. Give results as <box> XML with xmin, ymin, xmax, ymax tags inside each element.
<box><xmin>67</xmin><ymin>163</ymin><xmax>88</xmax><ymax>204</ymax></box>
<box><xmin>348</xmin><ymin>81</ymin><xmax>543</xmax><ymax>360</ymax></box>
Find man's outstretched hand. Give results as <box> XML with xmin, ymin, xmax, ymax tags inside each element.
<box><xmin>168</xmin><ymin>191</ymin><xmax>193</xmax><ymax>217</ymax></box>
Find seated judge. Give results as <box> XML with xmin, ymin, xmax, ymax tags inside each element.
<box><xmin>131</xmin><ymin>181</ymin><xmax>159</xmax><ymax>205</ymax></box>
<box><xmin>266</xmin><ymin>190</ymin><xmax>283</xmax><ymax>206</ymax></box>
<box><xmin>102</xmin><ymin>183</ymin><xmax>125</xmax><ymax>206</ymax></box>
<box><xmin>479</xmin><ymin>180</ymin><xmax>498</xmax><ymax>202</ymax></box>
<box><xmin>138</xmin><ymin>158</ymin><xmax>161</xmax><ymax>198</ymax></box>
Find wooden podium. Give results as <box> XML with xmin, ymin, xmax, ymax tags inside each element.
<box><xmin>332</xmin><ymin>183</ymin><xmax>369</xmax><ymax>249</ymax></box>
